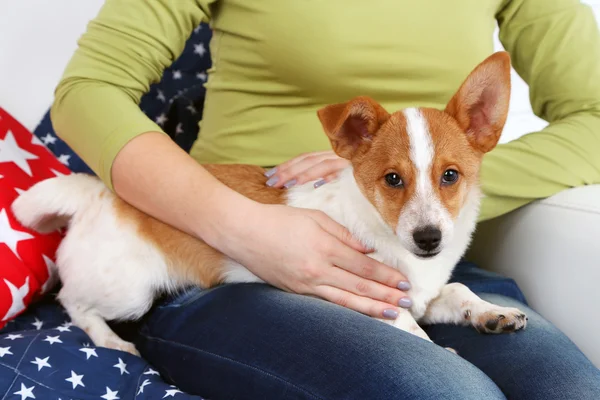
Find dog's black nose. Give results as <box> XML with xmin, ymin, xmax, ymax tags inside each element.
<box><xmin>413</xmin><ymin>226</ymin><xmax>442</xmax><ymax>252</ymax></box>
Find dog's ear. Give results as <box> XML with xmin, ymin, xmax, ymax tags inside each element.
<box><xmin>445</xmin><ymin>51</ymin><xmax>511</xmax><ymax>154</ymax></box>
<box><xmin>317</xmin><ymin>96</ymin><xmax>390</xmax><ymax>159</ymax></box>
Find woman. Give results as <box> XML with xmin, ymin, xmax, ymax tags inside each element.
<box><xmin>51</xmin><ymin>0</ymin><xmax>600</xmax><ymax>398</ymax></box>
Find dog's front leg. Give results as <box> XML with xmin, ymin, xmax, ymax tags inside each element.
<box><xmin>378</xmin><ymin>310</ymin><xmax>433</xmax><ymax>342</ymax></box>
<box><xmin>420</xmin><ymin>283</ymin><xmax>528</xmax><ymax>334</ymax></box>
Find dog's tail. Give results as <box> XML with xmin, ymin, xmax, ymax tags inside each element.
<box><xmin>12</xmin><ymin>173</ymin><xmax>107</xmax><ymax>233</ymax></box>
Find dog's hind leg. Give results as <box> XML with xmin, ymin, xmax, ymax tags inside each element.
<box><xmin>420</xmin><ymin>283</ymin><xmax>527</xmax><ymax>334</ymax></box>
<box><xmin>61</xmin><ymin>298</ymin><xmax>140</xmax><ymax>356</ymax></box>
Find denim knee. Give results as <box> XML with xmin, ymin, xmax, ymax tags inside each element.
<box><xmin>137</xmin><ymin>284</ymin><xmax>507</xmax><ymax>399</ymax></box>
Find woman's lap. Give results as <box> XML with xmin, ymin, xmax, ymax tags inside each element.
<box><xmin>135</xmin><ymin>267</ymin><xmax>600</xmax><ymax>400</ymax></box>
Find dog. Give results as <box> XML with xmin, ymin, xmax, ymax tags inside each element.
<box><xmin>12</xmin><ymin>51</ymin><xmax>526</xmax><ymax>356</ymax></box>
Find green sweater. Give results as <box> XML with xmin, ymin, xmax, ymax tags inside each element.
<box><xmin>51</xmin><ymin>0</ymin><xmax>600</xmax><ymax>222</ymax></box>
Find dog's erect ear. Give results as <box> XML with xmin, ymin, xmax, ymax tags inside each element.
<box><xmin>445</xmin><ymin>51</ymin><xmax>511</xmax><ymax>154</ymax></box>
<box><xmin>317</xmin><ymin>96</ymin><xmax>390</xmax><ymax>159</ymax></box>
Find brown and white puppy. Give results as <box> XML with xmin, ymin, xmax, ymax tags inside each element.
<box><xmin>12</xmin><ymin>51</ymin><xmax>526</xmax><ymax>355</ymax></box>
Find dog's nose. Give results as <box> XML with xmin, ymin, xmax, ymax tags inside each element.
<box><xmin>413</xmin><ymin>226</ymin><xmax>442</xmax><ymax>252</ymax></box>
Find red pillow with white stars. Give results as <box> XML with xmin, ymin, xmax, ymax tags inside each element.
<box><xmin>0</xmin><ymin>107</ymin><xmax>71</xmax><ymax>330</ymax></box>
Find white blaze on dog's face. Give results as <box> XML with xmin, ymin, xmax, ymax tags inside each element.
<box><xmin>318</xmin><ymin>52</ymin><xmax>511</xmax><ymax>258</ymax></box>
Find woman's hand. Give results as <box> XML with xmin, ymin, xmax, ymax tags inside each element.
<box><xmin>264</xmin><ymin>151</ymin><xmax>350</xmax><ymax>189</ymax></box>
<box><xmin>214</xmin><ymin>201</ymin><xmax>412</xmax><ymax>320</ymax></box>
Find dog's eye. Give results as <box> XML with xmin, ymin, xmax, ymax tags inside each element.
<box><xmin>385</xmin><ymin>173</ymin><xmax>403</xmax><ymax>188</ymax></box>
<box><xmin>442</xmin><ymin>169</ymin><xmax>459</xmax><ymax>185</ymax></box>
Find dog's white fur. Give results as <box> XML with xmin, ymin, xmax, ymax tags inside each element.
<box><xmin>12</xmin><ymin>105</ymin><xmax>526</xmax><ymax>355</ymax></box>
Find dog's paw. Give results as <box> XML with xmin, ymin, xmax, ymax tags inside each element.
<box><xmin>104</xmin><ymin>338</ymin><xmax>141</xmax><ymax>357</ymax></box>
<box><xmin>469</xmin><ymin>306</ymin><xmax>527</xmax><ymax>334</ymax></box>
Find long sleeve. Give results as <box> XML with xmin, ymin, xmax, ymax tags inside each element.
<box><xmin>479</xmin><ymin>0</ymin><xmax>600</xmax><ymax>221</ymax></box>
<box><xmin>50</xmin><ymin>0</ymin><xmax>214</xmax><ymax>190</ymax></box>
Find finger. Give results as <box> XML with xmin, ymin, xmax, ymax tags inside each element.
<box><xmin>264</xmin><ymin>151</ymin><xmax>334</xmax><ymax>179</ymax></box>
<box><xmin>321</xmin><ymin>265</ymin><xmax>412</xmax><ymax>309</ymax></box>
<box><xmin>292</xmin><ymin>158</ymin><xmax>349</xmax><ymax>187</ymax></box>
<box><xmin>329</xmin><ymin>241</ymin><xmax>410</xmax><ymax>291</ymax></box>
<box><xmin>313</xmin><ymin>172</ymin><xmax>338</xmax><ymax>189</ymax></box>
<box><xmin>310</xmin><ymin>211</ymin><xmax>372</xmax><ymax>254</ymax></box>
<box><xmin>314</xmin><ymin>285</ymin><xmax>402</xmax><ymax>319</ymax></box>
<box><xmin>267</xmin><ymin>153</ymin><xmax>341</xmax><ymax>188</ymax></box>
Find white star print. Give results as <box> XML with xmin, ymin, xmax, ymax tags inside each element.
<box><xmin>65</xmin><ymin>370</ymin><xmax>85</xmax><ymax>389</ymax></box>
<box><xmin>196</xmin><ymin>72</ymin><xmax>207</xmax><ymax>81</ymax></box>
<box><xmin>186</xmin><ymin>104</ymin><xmax>197</xmax><ymax>115</ymax></box>
<box><xmin>194</xmin><ymin>25</ymin><xmax>202</xmax><ymax>33</ymax></box>
<box><xmin>4</xmin><ymin>333</ymin><xmax>23</xmax><ymax>340</ymax></box>
<box><xmin>31</xmin><ymin>356</ymin><xmax>51</xmax><ymax>371</ymax></box>
<box><xmin>79</xmin><ymin>347</ymin><xmax>98</xmax><ymax>360</ymax></box>
<box><xmin>50</xmin><ymin>168</ymin><xmax>66</xmax><ymax>177</ymax></box>
<box><xmin>0</xmin><ymin>131</ymin><xmax>39</xmax><ymax>176</ymax></box>
<box><xmin>43</xmin><ymin>335</ymin><xmax>62</xmax><ymax>345</ymax></box>
<box><xmin>175</xmin><ymin>123</ymin><xmax>184</xmax><ymax>136</ymax></box>
<box><xmin>31</xmin><ymin>318</ymin><xmax>44</xmax><ymax>330</ymax></box>
<box><xmin>0</xmin><ymin>346</ymin><xmax>12</xmax><ymax>357</ymax></box>
<box><xmin>172</xmin><ymin>70</ymin><xmax>182</xmax><ymax>80</ymax></box>
<box><xmin>101</xmin><ymin>387</ymin><xmax>120</xmax><ymax>400</ymax></box>
<box><xmin>157</xmin><ymin>90</ymin><xmax>166</xmax><ymax>103</ymax></box>
<box><xmin>163</xmin><ymin>388</ymin><xmax>183</xmax><ymax>398</ymax></box>
<box><xmin>41</xmin><ymin>255</ymin><xmax>57</xmax><ymax>294</ymax></box>
<box><xmin>144</xmin><ymin>367</ymin><xmax>160</xmax><ymax>376</ymax></box>
<box><xmin>1</xmin><ymin>277</ymin><xmax>30</xmax><ymax>322</ymax></box>
<box><xmin>113</xmin><ymin>358</ymin><xmax>129</xmax><ymax>375</ymax></box>
<box><xmin>54</xmin><ymin>322</ymin><xmax>72</xmax><ymax>332</ymax></box>
<box><xmin>0</xmin><ymin>208</ymin><xmax>34</xmax><ymax>261</ymax></box>
<box><xmin>193</xmin><ymin>43</ymin><xmax>206</xmax><ymax>56</ymax></box>
<box><xmin>41</xmin><ymin>133</ymin><xmax>57</xmax><ymax>145</ymax></box>
<box><xmin>30</xmin><ymin>134</ymin><xmax>45</xmax><ymax>147</ymax></box>
<box><xmin>14</xmin><ymin>187</ymin><xmax>25</xmax><ymax>196</ymax></box>
<box><xmin>137</xmin><ymin>379</ymin><xmax>151</xmax><ymax>395</ymax></box>
<box><xmin>57</xmin><ymin>154</ymin><xmax>71</xmax><ymax>165</ymax></box>
<box><xmin>155</xmin><ymin>114</ymin><xmax>168</xmax><ymax>126</ymax></box>
<box><xmin>13</xmin><ymin>383</ymin><xmax>35</xmax><ymax>400</ymax></box>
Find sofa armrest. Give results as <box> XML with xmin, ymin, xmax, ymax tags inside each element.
<box><xmin>466</xmin><ymin>185</ymin><xmax>600</xmax><ymax>367</ymax></box>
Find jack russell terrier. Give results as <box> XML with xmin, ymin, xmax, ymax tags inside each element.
<box><xmin>13</xmin><ymin>51</ymin><xmax>526</xmax><ymax>356</ymax></box>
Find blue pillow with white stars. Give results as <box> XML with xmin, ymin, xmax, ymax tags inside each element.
<box><xmin>33</xmin><ymin>23</ymin><xmax>213</xmax><ymax>174</ymax></box>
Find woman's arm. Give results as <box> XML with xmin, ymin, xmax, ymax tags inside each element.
<box><xmin>480</xmin><ymin>0</ymin><xmax>600</xmax><ymax>222</ymax></box>
<box><xmin>51</xmin><ymin>0</ymin><xmax>411</xmax><ymax>319</ymax></box>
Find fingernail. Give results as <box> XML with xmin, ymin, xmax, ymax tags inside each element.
<box><xmin>383</xmin><ymin>309</ymin><xmax>399</xmax><ymax>319</ymax></box>
<box><xmin>266</xmin><ymin>176</ymin><xmax>279</xmax><ymax>187</ymax></box>
<box><xmin>398</xmin><ymin>297</ymin><xmax>413</xmax><ymax>309</ymax></box>
<box><xmin>397</xmin><ymin>281</ymin><xmax>411</xmax><ymax>291</ymax></box>
<box><xmin>313</xmin><ymin>179</ymin><xmax>327</xmax><ymax>189</ymax></box>
<box><xmin>283</xmin><ymin>179</ymin><xmax>297</xmax><ymax>189</ymax></box>
<box><xmin>264</xmin><ymin>167</ymin><xmax>277</xmax><ymax>177</ymax></box>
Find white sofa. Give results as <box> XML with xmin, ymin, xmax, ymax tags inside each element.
<box><xmin>1</xmin><ymin>0</ymin><xmax>599</xmax><ymax>368</ymax></box>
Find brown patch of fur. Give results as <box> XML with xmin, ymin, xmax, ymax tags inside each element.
<box><xmin>352</xmin><ymin>112</ymin><xmax>417</xmax><ymax>229</ymax></box>
<box><xmin>114</xmin><ymin>164</ymin><xmax>285</xmax><ymax>288</ymax></box>
<box><xmin>421</xmin><ymin>108</ymin><xmax>483</xmax><ymax>219</ymax></box>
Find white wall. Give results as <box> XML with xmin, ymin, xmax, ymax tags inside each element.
<box><xmin>0</xmin><ymin>0</ymin><xmax>599</xmax><ymax>138</ymax></box>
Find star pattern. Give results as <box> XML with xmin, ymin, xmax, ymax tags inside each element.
<box><xmin>0</xmin><ymin>23</ymin><xmax>211</xmax><ymax>400</ymax></box>
<box><xmin>13</xmin><ymin>383</ymin><xmax>35</xmax><ymax>400</ymax></box>
<box><xmin>79</xmin><ymin>346</ymin><xmax>98</xmax><ymax>360</ymax></box>
<box><xmin>113</xmin><ymin>357</ymin><xmax>129</xmax><ymax>375</ymax></box>
<box><xmin>31</xmin><ymin>356</ymin><xmax>51</xmax><ymax>371</ymax></box>
<box><xmin>31</xmin><ymin>318</ymin><xmax>43</xmax><ymax>330</ymax></box>
<box><xmin>0</xmin><ymin>208</ymin><xmax>34</xmax><ymax>261</ymax></box>
<box><xmin>65</xmin><ymin>370</ymin><xmax>85</xmax><ymax>389</ymax></box>
<box><xmin>43</xmin><ymin>335</ymin><xmax>62</xmax><ymax>345</ymax></box>
<box><xmin>0</xmin><ymin>346</ymin><xmax>12</xmax><ymax>357</ymax></box>
<box><xmin>0</xmin><ymin>131</ymin><xmax>38</xmax><ymax>176</ymax></box>
<box><xmin>1</xmin><ymin>277</ymin><xmax>30</xmax><ymax>321</ymax></box>
<box><xmin>101</xmin><ymin>387</ymin><xmax>120</xmax><ymax>400</ymax></box>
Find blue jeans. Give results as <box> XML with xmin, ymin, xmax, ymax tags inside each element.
<box><xmin>135</xmin><ymin>263</ymin><xmax>600</xmax><ymax>399</ymax></box>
